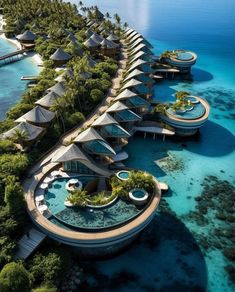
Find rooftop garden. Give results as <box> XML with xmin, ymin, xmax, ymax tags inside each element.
<box><xmin>65</xmin><ymin>170</ymin><xmax>155</xmax><ymax>208</ymax></box>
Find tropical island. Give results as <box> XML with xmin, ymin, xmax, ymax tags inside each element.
<box><xmin>0</xmin><ymin>0</ymin><xmax>219</xmax><ymax>291</ymax></box>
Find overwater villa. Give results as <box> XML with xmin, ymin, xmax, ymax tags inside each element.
<box><xmin>0</xmin><ymin>8</ymin><xmax>210</xmax><ymax>258</ymax></box>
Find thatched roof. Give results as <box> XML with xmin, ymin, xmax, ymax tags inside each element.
<box><xmin>87</xmin><ymin>57</ymin><xmax>97</xmax><ymax>68</ymax></box>
<box><xmin>74</xmin><ymin>127</ymin><xmax>105</xmax><ymax>143</ymax></box>
<box><xmin>100</xmin><ymin>38</ymin><xmax>118</xmax><ymax>49</ymax></box>
<box><xmin>92</xmin><ymin>113</ymin><xmax>118</xmax><ymax>127</ymax></box>
<box><xmin>1</xmin><ymin>122</ymin><xmax>44</xmax><ymax>142</ymax></box>
<box><xmin>83</xmin><ymin>37</ymin><xmax>100</xmax><ymax>48</ymax></box>
<box><xmin>107</xmin><ymin>33</ymin><xmax>119</xmax><ymax>41</ymax></box>
<box><xmin>86</xmin><ymin>28</ymin><xmax>95</xmax><ymax>38</ymax></box>
<box><xmin>16</xmin><ymin>30</ymin><xmax>36</xmax><ymax>41</ymax></box>
<box><xmin>15</xmin><ymin>106</ymin><xmax>55</xmax><ymax>124</ymax></box>
<box><xmin>50</xmin><ymin>48</ymin><xmax>71</xmax><ymax>61</ymax></box>
<box><xmin>52</xmin><ymin>144</ymin><xmax>89</xmax><ymax>163</ymax></box>
<box><xmin>91</xmin><ymin>33</ymin><xmax>104</xmax><ymax>44</ymax></box>
<box><xmin>47</xmin><ymin>82</ymin><xmax>66</xmax><ymax>97</ymax></box>
<box><xmin>106</xmin><ymin>101</ymin><xmax>128</xmax><ymax>113</ymax></box>
<box><xmin>35</xmin><ymin>91</ymin><xmax>59</xmax><ymax>108</ymax></box>
<box><xmin>54</xmin><ymin>69</ymin><xmax>74</xmax><ymax>82</ymax></box>
<box><xmin>115</xmin><ymin>89</ymin><xmax>137</xmax><ymax>101</ymax></box>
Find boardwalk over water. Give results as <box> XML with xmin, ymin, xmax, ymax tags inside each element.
<box><xmin>0</xmin><ymin>48</ymin><xmax>26</xmax><ymax>65</ymax></box>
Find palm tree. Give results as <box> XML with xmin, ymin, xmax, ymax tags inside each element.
<box><xmin>11</xmin><ymin>129</ymin><xmax>28</xmax><ymax>145</ymax></box>
<box><xmin>50</xmin><ymin>97</ymin><xmax>66</xmax><ymax>133</ymax></box>
<box><xmin>114</xmin><ymin>13</ymin><xmax>121</xmax><ymax>25</ymax></box>
<box><xmin>175</xmin><ymin>91</ymin><xmax>189</xmax><ymax>101</ymax></box>
<box><xmin>152</xmin><ymin>104</ymin><xmax>166</xmax><ymax>114</ymax></box>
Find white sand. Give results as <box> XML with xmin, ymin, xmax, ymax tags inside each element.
<box><xmin>0</xmin><ymin>15</ymin><xmax>43</xmax><ymax>67</ymax></box>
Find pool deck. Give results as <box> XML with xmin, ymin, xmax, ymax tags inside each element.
<box><xmin>164</xmin><ymin>96</ymin><xmax>210</xmax><ymax>125</ymax></box>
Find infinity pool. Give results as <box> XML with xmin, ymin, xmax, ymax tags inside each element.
<box><xmin>45</xmin><ymin>176</ymin><xmax>144</xmax><ymax>231</ymax></box>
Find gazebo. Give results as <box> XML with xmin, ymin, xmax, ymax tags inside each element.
<box><xmin>0</xmin><ymin>121</ymin><xmax>45</xmax><ymax>146</ymax></box>
<box><xmin>16</xmin><ymin>30</ymin><xmax>36</xmax><ymax>49</ymax></box>
<box><xmin>83</xmin><ymin>37</ymin><xmax>100</xmax><ymax>55</ymax></box>
<box><xmin>107</xmin><ymin>33</ymin><xmax>119</xmax><ymax>44</ymax></box>
<box><xmin>100</xmin><ymin>39</ymin><xmax>118</xmax><ymax>58</ymax></box>
<box><xmin>54</xmin><ymin>68</ymin><xmax>74</xmax><ymax>82</ymax></box>
<box><xmin>35</xmin><ymin>91</ymin><xmax>59</xmax><ymax>108</ymax></box>
<box><xmin>50</xmin><ymin>48</ymin><xmax>72</xmax><ymax>66</ymax></box>
<box><xmin>46</xmin><ymin>82</ymin><xmax>66</xmax><ymax>97</ymax></box>
<box><xmin>15</xmin><ymin>106</ymin><xmax>55</xmax><ymax>127</ymax></box>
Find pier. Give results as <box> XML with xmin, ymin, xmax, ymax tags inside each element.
<box><xmin>134</xmin><ymin>124</ymin><xmax>175</xmax><ymax>141</ymax></box>
<box><xmin>21</xmin><ymin>75</ymin><xmax>38</xmax><ymax>81</ymax></box>
<box><xmin>0</xmin><ymin>48</ymin><xmax>26</xmax><ymax>65</ymax></box>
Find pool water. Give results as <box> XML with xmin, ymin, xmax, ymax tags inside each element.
<box><xmin>45</xmin><ymin>176</ymin><xmax>144</xmax><ymax>231</ymax></box>
<box><xmin>176</xmin><ymin>52</ymin><xmax>193</xmax><ymax>61</ymax></box>
<box><xmin>132</xmin><ymin>189</ymin><xmax>146</xmax><ymax>198</ymax></box>
<box><xmin>117</xmin><ymin>170</ymin><xmax>130</xmax><ymax>180</ymax></box>
<box><xmin>69</xmin><ymin>0</ymin><xmax>235</xmax><ymax>291</ymax></box>
<box><xmin>166</xmin><ymin>102</ymin><xmax>206</xmax><ymax>119</ymax></box>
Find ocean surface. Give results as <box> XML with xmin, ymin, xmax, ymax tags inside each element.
<box><xmin>1</xmin><ymin>0</ymin><xmax>235</xmax><ymax>291</ymax></box>
<box><xmin>0</xmin><ymin>38</ymin><xmax>40</xmax><ymax>120</ymax></box>
<box><xmin>70</xmin><ymin>1</ymin><xmax>235</xmax><ymax>291</ymax></box>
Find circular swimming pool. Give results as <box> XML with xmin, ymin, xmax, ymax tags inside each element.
<box><xmin>176</xmin><ymin>52</ymin><xmax>193</xmax><ymax>61</ymax></box>
<box><xmin>116</xmin><ymin>170</ymin><xmax>130</xmax><ymax>180</ymax></box>
<box><xmin>129</xmin><ymin>188</ymin><xmax>149</xmax><ymax>205</ymax></box>
<box><xmin>44</xmin><ymin>176</ymin><xmax>146</xmax><ymax>231</ymax></box>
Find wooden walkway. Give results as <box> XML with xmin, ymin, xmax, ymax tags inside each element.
<box><xmin>14</xmin><ymin>228</ymin><xmax>46</xmax><ymax>260</ymax></box>
<box><xmin>0</xmin><ymin>48</ymin><xmax>26</xmax><ymax>61</ymax></box>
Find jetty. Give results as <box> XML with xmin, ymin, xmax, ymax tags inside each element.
<box><xmin>0</xmin><ymin>48</ymin><xmax>26</xmax><ymax>65</ymax></box>
<box><xmin>21</xmin><ymin>75</ymin><xmax>38</xmax><ymax>81</ymax></box>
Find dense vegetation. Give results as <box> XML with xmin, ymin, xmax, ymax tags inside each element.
<box><xmin>0</xmin><ymin>0</ymin><xmax>123</xmax><ymax>290</ymax></box>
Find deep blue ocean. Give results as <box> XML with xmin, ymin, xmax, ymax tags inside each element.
<box><xmin>1</xmin><ymin>0</ymin><xmax>235</xmax><ymax>290</ymax></box>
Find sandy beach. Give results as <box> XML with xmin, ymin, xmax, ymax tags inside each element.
<box><xmin>0</xmin><ymin>14</ymin><xmax>43</xmax><ymax>67</ymax></box>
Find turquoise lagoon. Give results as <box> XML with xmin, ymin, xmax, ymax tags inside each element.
<box><xmin>0</xmin><ymin>0</ymin><xmax>234</xmax><ymax>290</ymax></box>
<box><xmin>71</xmin><ymin>0</ymin><xmax>235</xmax><ymax>291</ymax></box>
<box><xmin>0</xmin><ymin>37</ymin><xmax>40</xmax><ymax>120</ymax></box>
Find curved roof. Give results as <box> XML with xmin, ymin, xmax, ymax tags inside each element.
<box><xmin>1</xmin><ymin>122</ymin><xmax>44</xmax><ymax>142</ymax></box>
<box><xmin>124</xmin><ymin>28</ymin><xmax>135</xmax><ymax>36</ymax></box>
<box><xmin>115</xmin><ymin>89</ymin><xmax>137</xmax><ymax>101</ymax></box>
<box><xmin>35</xmin><ymin>91</ymin><xmax>59</xmax><ymax>108</ymax></box>
<box><xmin>129</xmin><ymin>51</ymin><xmax>152</xmax><ymax>64</ymax></box>
<box><xmin>121</xmin><ymin>78</ymin><xmax>142</xmax><ymax>91</ymax></box>
<box><xmin>54</xmin><ymin>69</ymin><xmax>74</xmax><ymax>82</ymax></box>
<box><xmin>47</xmin><ymin>82</ymin><xmax>66</xmax><ymax>97</ymax></box>
<box><xmin>91</xmin><ymin>33</ymin><xmax>104</xmax><ymax>44</ymax></box>
<box><xmin>116</xmin><ymin>109</ymin><xmax>142</xmax><ymax>122</ymax></box>
<box><xmin>74</xmin><ymin>127</ymin><xmax>105</xmax><ymax>143</ymax></box>
<box><xmin>15</xmin><ymin>106</ymin><xmax>55</xmax><ymax>124</ymax></box>
<box><xmin>107</xmin><ymin>33</ymin><xmax>119</xmax><ymax>41</ymax></box>
<box><xmin>103</xmin><ymin>124</ymin><xmax>131</xmax><ymax>138</ymax></box>
<box><xmin>83</xmin><ymin>37</ymin><xmax>100</xmax><ymax>48</ymax></box>
<box><xmin>123</xmin><ymin>69</ymin><xmax>144</xmax><ymax>82</ymax></box>
<box><xmin>128</xmin><ymin>33</ymin><xmax>142</xmax><ymax>44</ymax></box>
<box><xmin>50</xmin><ymin>48</ymin><xmax>71</xmax><ymax>61</ymax></box>
<box><xmin>16</xmin><ymin>30</ymin><xmax>36</xmax><ymax>41</ymax></box>
<box><xmin>126</xmin><ymin>31</ymin><xmax>139</xmax><ymax>40</ymax></box>
<box><xmin>92</xmin><ymin>113</ymin><xmax>118</xmax><ymax>127</ymax></box>
<box><xmin>83</xmin><ymin>140</ymin><xmax>116</xmax><ymax>156</ymax></box>
<box><xmin>129</xmin><ymin>38</ymin><xmax>153</xmax><ymax>50</ymax></box>
<box><xmin>129</xmin><ymin>43</ymin><xmax>150</xmax><ymax>55</ymax></box>
<box><xmin>86</xmin><ymin>28</ymin><xmax>95</xmax><ymax>38</ymax></box>
<box><xmin>106</xmin><ymin>101</ymin><xmax>128</xmax><ymax>112</ymax></box>
<box><xmin>52</xmin><ymin>144</ymin><xmax>89</xmax><ymax>163</ymax></box>
<box><xmin>127</xmin><ymin>59</ymin><xmax>148</xmax><ymax>72</ymax></box>
<box><xmin>100</xmin><ymin>38</ymin><xmax>118</xmax><ymax>49</ymax></box>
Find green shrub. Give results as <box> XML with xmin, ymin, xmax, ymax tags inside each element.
<box><xmin>0</xmin><ymin>262</ymin><xmax>31</xmax><ymax>292</ymax></box>
<box><xmin>67</xmin><ymin>190</ymin><xmax>87</xmax><ymax>207</ymax></box>
<box><xmin>4</xmin><ymin>178</ymin><xmax>26</xmax><ymax>216</ymax></box>
<box><xmin>0</xmin><ymin>140</ymin><xmax>17</xmax><ymax>154</ymax></box>
<box><xmin>29</xmin><ymin>248</ymin><xmax>71</xmax><ymax>287</ymax></box>
<box><xmin>0</xmin><ymin>154</ymin><xmax>29</xmax><ymax>178</ymax></box>
<box><xmin>6</xmin><ymin>103</ymin><xmax>34</xmax><ymax>120</ymax></box>
<box><xmin>90</xmin><ymin>89</ymin><xmax>104</xmax><ymax>103</ymax></box>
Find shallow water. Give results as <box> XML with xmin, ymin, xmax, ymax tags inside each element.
<box><xmin>70</xmin><ymin>0</ymin><xmax>235</xmax><ymax>291</ymax></box>
<box><xmin>0</xmin><ymin>38</ymin><xmax>40</xmax><ymax>120</ymax></box>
